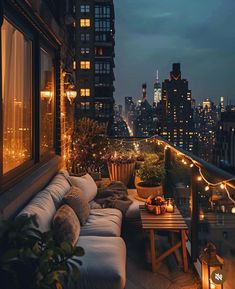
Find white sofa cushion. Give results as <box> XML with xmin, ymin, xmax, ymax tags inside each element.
<box><xmin>45</xmin><ymin>172</ymin><xmax>71</xmax><ymax>207</ymax></box>
<box><xmin>69</xmin><ymin>174</ymin><xmax>97</xmax><ymax>202</ymax></box>
<box><xmin>75</xmin><ymin>236</ymin><xmax>126</xmax><ymax>289</ymax></box>
<box><xmin>18</xmin><ymin>190</ymin><xmax>56</xmax><ymax>232</ymax></box>
<box><xmin>80</xmin><ymin>208</ymin><xmax>122</xmax><ymax>237</ymax></box>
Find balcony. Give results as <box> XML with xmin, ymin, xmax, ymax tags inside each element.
<box><xmin>68</xmin><ymin>134</ymin><xmax>235</xmax><ymax>289</ymax></box>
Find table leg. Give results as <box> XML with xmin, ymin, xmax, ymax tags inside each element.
<box><xmin>181</xmin><ymin>230</ymin><xmax>188</xmax><ymax>272</ymax></box>
<box><xmin>149</xmin><ymin>229</ymin><xmax>156</xmax><ymax>272</ymax></box>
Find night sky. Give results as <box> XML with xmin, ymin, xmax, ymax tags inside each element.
<box><xmin>114</xmin><ymin>0</ymin><xmax>235</xmax><ymax>106</ymax></box>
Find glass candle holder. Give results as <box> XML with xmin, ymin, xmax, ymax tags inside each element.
<box><xmin>166</xmin><ymin>198</ymin><xmax>174</xmax><ymax>213</ymax></box>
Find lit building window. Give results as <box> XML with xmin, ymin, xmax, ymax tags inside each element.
<box><xmin>80</xmin><ymin>88</ymin><xmax>90</xmax><ymax>97</ymax></box>
<box><xmin>73</xmin><ymin>60</ymin><xmax>76</xmax><ymax>70</ymax></box>
<box><xmin>80</xmin><ymin>61</ymin><xmax>90</xmax><ymax>69</ymax></box>
<box><xmin>80</xmin><ymin>19</ymin><xmax>90</xmax><ymax>27</ymax></box>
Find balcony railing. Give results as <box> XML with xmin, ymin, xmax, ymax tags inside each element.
<box><xmin>106</xmin><ymin>135</ymin><xmax>235</xmax><ymax>287</ymax></box>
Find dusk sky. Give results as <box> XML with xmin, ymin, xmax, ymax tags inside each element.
<box><xmin>114</xmin><ymin>0</ymin><xmax>235</xmax><ymax>106</ymax></box>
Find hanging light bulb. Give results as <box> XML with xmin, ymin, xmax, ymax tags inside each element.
<box><xmin>220</xmin><ymin>183</ymin><xmax>225</xmax><ymax>190</ymax></box>
<box><xmin>205</xmin><ymin>185</ymin><xmax>210</xmax><ymax>192</ymax></box>
<box><xmin>197</xmin><ymin>176</ymin><xmax>202</xmax><ymax>181</ymax></box>
<box><xmin>231</xmin><ymin>207</ymin><xmax>235</xmax><ymax>214</ymax></box>
<box><xmin>190</xmin><ymin>163</ymin><xmax>194</xmax><ymax>168</ymax></box>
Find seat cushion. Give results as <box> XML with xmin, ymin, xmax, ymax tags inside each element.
<box><xmin>45</xmin><ymin>172</ymin><xmax>71</xmax><ymax>207</ymax></box>
<box><xmin>52</xmin><ymin>204</ymin><xmax>80</xmax><ymax>246</ymax></box>
<box><xmin>69</xmin><ymin>173</ymin><xmax>97</xmax><ymax>202</ymax></box>
<box><xmin>63</xmin><ymin>186</ymin><xmax>90</xmax><ymax>225</ymax></box>
<box><xmin>75</xmin><ymin>236</ymin><xmax>126</xmax><ymax>289</ymax></box>
<box><xmin>18</xmin><ymin>190</ymin><xmax>56</xmax><ymax>232</ymax></box>
<box><xmin>80</xmin><ymin>208</ymin><xmax>122</xmax><ymax>237</ymax></box>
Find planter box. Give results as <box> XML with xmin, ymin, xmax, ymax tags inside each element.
<box><xmin>135</xmin><ymin>176</ymin><xmax>163</xmax><ymax>199</ymax></box>
<box><xmin>108</xmin><ymin>161</ymin><xmax>136</xmax><ymax>186</ymax></box>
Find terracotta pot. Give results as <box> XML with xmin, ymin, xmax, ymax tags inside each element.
<box><xmin>107</xmin><ymin>161</ymin><xmax>136</xmax><ymax>186</ymax></box>
<box><xmin>135</xmin><ymin>176</ymin><xmax>163</xmax><ymax>199</ymax></box>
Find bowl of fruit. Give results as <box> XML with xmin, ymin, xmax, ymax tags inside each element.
<box><xmin>145</xmin><ymin>194</ymin><xmax>166</xmax><ymax>215</ymax></box>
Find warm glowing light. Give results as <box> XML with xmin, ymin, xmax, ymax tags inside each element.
<box><xmin>205</xmin><ymin>186</ymin><xmax>210</xmax><ymax>191</ymax></box>
<box><xmin>190</xmin><ymin>163</ymin><xmax>194</xmax><ymax>168</ymax></box>
<box><xmin>220</xmin><ymin>183</ymin><xmax>225</xmax><ymax>190</ymax></box>
<box><xmin>197</xmin><ymin>176</ymin><xmax>202</xmax><ymax>181</ymax></box>
<box><xmin>231</xmin><ymin>207</ymin><xmax>235</xmax><ymax>214</ymax></box>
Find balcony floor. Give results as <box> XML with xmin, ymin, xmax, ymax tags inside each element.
<box><xmin>124</xmin><ymin>190</ymin><xmax>200</xmax><ymax>289</ymax></box>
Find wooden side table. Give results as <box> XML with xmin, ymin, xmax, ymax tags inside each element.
<box><xmin>139</xmin><ymin>205</ymin><xmax>188</xmax><ymax>273</ymax></box>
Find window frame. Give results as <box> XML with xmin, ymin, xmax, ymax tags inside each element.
<box><xmin>0</xmin><ymin>8</ymin><xmax>59</xmax><ymax>192</ymax></box>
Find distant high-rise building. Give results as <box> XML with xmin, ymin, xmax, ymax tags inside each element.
<box><xmin>153</xmin><ymin>70</ymin><xmax>161</xmax><ymax>105</ymax></box>
<box><xmin>214</xmin><ymin>110</ymin><xmax>235</xmax><ymax>173</ymax></box>
<box><xmin>75</xmin><ymin>0</ymin><xmax>115</xmax><ymax>133</ymax></box>
<box><xmin>194</xmin><ymin>98</ymin><xmax>218</xmax><ymax>163</ymax></box>
<box><xmin>162</xmin><ymin>63</ymin><xmax>195</xmax><ymax>151</ymax></box>
<box><xmin>142</xmin><ymin>83</ymin><xmax>147</xmax><ymax>101</ymax></box>
<box><xmin>125</xmin><ymin>96</ymin><xmax>133</xmax><ymax>119</ymax></box>
<box><xmin>220</xmin><ymin>96</ymin><xmax>225</xmax><ymax>112</ymax></box>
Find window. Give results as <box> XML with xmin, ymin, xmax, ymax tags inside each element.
<box><xmin>81</xmin><ymin>47</ymin><xmax>90</xmax><ymax>55</ymax></box>
<box><xmin>95</xmin><ymin>62</ymin><xmax>110</xmax><ymax>74</ymax></box>
<box><xmin>80</xmin><ymin>19</ymin><xmax>90</xmax><ymax>27</ymax></box>
<box><xmin>95</xmin><ymin>19</ymin><xmax>110</xmax><ymax>32</ymax></box>
<box><xmin>80</xmin><ymin>89</ymin><xmax>90</xmax><ymax>97</ymax></box>
<box><xmin>81</xmin><ymin>33</ymin><xmax>90</xmax><ymax>42</ymax></box>
<box><xmin>80</xmin><ymin>61</ymin><xmax>90</xmax><ymax>69</ymax></box>
<box><xmin>95</xmin><ymin>5</ymin><xmax>111</xmax><ymax>18</ymax></box>
<box><xmin>80</xmin><ymin>4</ymin><xmax>90</xmax><ymax>13</ymax></box>
<box><xmin>40</xmin><ymin>48</ymin><xmax>55</xmax><ymax>157</ymax></box>
<box><xmin>95</xmin><ymin>33</ymin><xmax>107</xmax><ymax>42</ymax></box>
<box><xmin>80</xmin><ymin>102</ymin><xmax>90</xmax><ymax>110</ymax></box>
<box><xmin>1</xmin><ymin>19</ymin><xmax>32</xmax><ymax>174</ymax></box>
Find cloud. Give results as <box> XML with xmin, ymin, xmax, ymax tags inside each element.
<box><xmin>114</xmin><ymin>0</ymin><xmax>235</xmax><ymax>105</ymax></box>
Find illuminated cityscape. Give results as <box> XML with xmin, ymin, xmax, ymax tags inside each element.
<box><xmin>0</xmin><ymin>1</ymin><xmax>235</xmax><ymax>289</ymax></box>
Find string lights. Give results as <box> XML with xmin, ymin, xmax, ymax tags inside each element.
<box><xmin>112</xmin><ymin>134</ymin><xmax>235</xmax><ymax>207</ymax></box>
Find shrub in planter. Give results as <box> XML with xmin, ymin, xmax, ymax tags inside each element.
<box><xmin>136</xmin><ymin>153</ymin><xmax>165</xmax><ymax>198</ymax></box>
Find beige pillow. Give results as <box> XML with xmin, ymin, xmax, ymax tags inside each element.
<box><xmin>69</xmin><ymin>174</ymin><xmax>97</xmax><ymax>202</ymax></box>
<box><xmin>63</xmin><ymin>186</ymin><xmax>90</xmax><ymax>225</ymax></box>
<box><xmin>53</xmin><ymin>205</ymin><xmax>80</xmax><ymax>246</ymax></box>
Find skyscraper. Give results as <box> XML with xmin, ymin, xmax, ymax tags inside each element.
<box><xmin>153</xmin><ymin>70</ymin><xmax>162</xmax><ymax>105</ymax></box>
<box><xmin>194</xmin><ymin>98</ymin><xmax>218</xmax><ymax>163</ymax></box>
<box><xmin>162</xmin><ymin>63</ymin><xmax>194</xmax><ymax>151</ymax></box>
<box><xmin>76</xmin><ymin>0</ymin><xmax>115</xmax><ymax>133</ymax></box>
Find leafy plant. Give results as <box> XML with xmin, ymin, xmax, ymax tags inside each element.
<box><xmin>137</xmin><ymin>153</ymin><xmax>165</xmax><ymax>187</ymax></box>
<box><xmin>0</xmin><ymin>216</ymin><xmax>84</xmax><ymax>289</ymax></box>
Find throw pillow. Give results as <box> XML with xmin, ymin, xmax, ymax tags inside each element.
<box><xmin>69</xmin><ymin>174</ymin><xmax>97</xmax><ymax>202</ymax></box>
<box><xmin>52</xmin><ymin>204</ymin><xmax>80</xmax><ymax>246</ymax></box>
<box><xmin>63</xmin><ymin>186</ymin><xmax>90</xmax><ymax>225</ymax></box>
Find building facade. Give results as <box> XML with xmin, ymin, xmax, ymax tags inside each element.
<box><xmin>162</xmin><ymin>63</ymin><xmax>195</xmax><ymax>152</ymax></box>
<box><xmin>214</xmin><ymin>110</ymin><xmax>235</xmax><ymax>173</ymax></box>
<box><xmin>75</xmin><ymin>0</ymin><xmax>115</xmax><ymax>133</ymax></box>
<box><xmin>194</xmin><ymin>98</ymin><xmax>218</xmax><ymax>163</ymax></box>
<box><xmin>0</xmin><ymin>0</ymin><xmax>76</xmax><ymax>218</ymax></box>
<box><xmin>153</xmin><ymin>70</ymin><xmax>161</xmax><ymax>105</ymax></box>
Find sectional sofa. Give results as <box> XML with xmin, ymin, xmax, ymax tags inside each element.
<box><xmin>18</xmin><ymin>170</ymin><xmax>141</xmax><ymax>289</ymax></box>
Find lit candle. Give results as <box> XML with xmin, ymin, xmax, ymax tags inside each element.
<box><xmin>166</xmin><ymin>199</ymin><xmax>174</xmax><ymax>213</ymax></box>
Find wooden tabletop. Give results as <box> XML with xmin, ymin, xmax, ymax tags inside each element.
<box><xmin>139</xmin><ymin>205</ymin><xmax>188</xmax><ymax>230</ymax></box>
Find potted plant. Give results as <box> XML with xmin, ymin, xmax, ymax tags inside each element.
<box><xmin>0</xmin><ymin>216</ymin><xmax>84</xmax><ymax>289</ymax></box>
<box><xmin>106</xmin><ymin>149</ymin><xmax>136</xmax><ymax>186</ymax></box>
<box><xmin>135</xmin><ymin>153</ymin><xmax>165</xmax><ymax>199</ymax></box>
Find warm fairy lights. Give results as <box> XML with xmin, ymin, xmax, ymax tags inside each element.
<box><xmin>113</xmin><ymin>134</ymin><xmax>235</xmax><ymax>206</ymax></box>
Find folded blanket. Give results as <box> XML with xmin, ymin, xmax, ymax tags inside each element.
<box><xmin>95</xmin><ymin>181</ymin><xmax>133</xmax><ymax>215</ymax></box>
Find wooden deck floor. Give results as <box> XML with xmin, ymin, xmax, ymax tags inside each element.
<box><xmin>123</xmin><ymin>228</ymin><xmax>200</xmax><ymax>289</ymax></box>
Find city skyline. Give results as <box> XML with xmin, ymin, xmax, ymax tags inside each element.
<box><xmin>114</xmin><ymin>0</ymin><xmax>235</xmax><ymax>106</ymax></box>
